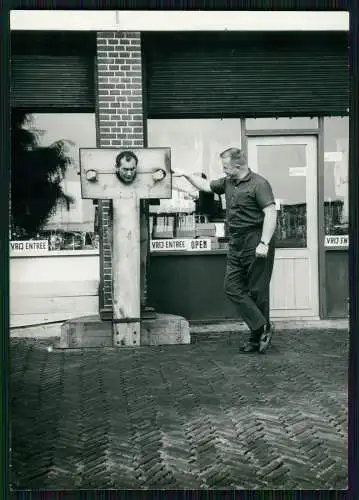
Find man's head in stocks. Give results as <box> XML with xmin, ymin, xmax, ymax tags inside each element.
<box><xmin>115</xmin><ymin>150</ymin><xmax>139</xmax><ymax>184</ymax></box>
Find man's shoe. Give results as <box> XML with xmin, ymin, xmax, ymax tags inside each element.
<box><xmin>240</xmin><ymin>328</ymin><xmax>261</xmax><ymax>353</ymax></box>
<box><xmin>258</xmin><ymin>322</ymin><xmax>274</xmax><ymax>354</ymax></box>
<box><xmin>239</xmin><ymin>341</ymin><xmax>259</xmax><ymax>353</ymax></box>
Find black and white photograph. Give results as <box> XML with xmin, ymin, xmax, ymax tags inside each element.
<box><xmin>9</xmin><ymin>5</ymin><xmax>350</xmax><ymax>492</ymax></box>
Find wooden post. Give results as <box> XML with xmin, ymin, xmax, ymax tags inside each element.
<box><xmin>112</xmin><ymin>194</ymin><xmax>141</xmax><ymax>346</ymax></box>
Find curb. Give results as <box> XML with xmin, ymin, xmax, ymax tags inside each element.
<box><xmin>10</xmin><ymin>319</ymin><xmax>349</xmax><ymax>339</ymax></box>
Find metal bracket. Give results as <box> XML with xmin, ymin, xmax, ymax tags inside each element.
<box><xmin>112</xmin><ymin>318</ymin><xmax>141</xmax><ymax>324</ymax></box>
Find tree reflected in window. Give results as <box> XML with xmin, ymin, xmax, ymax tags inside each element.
<box><xmin>11</xmin><ymin>112</ymin><xmax>97</xmax><ymax>251</ymax></box>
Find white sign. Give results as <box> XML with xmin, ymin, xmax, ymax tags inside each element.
<box><xmin>325</xmin><ymin>235</ymin><xmax>349</xmax><ymax>247</ymax></box>
<box><xmin>324</xmin><ymin>151</ymin><xmax>343</xmax><ymax>163</ymax></box>
<box><xmin>289</xmin><ymin>167</ymin><xmax>307</xmax><ymax>177</ymax></box>
<box><xmin>214</xmin><ymin>223</ymin><xmax>225</xmax><ymax>238</ymax></box>
<box><xmin>10</xmin><ymin>240</ymin><xmax>49</xmax><ymax>255</ymax></box>
<box><xmin>151</xmin><ymin>238</ymin><xmax>212</xmax><ymax>252</ymax></box>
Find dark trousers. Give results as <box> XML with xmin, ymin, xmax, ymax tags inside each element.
<box><xmin>224</xmin><ymin>229</ymin><xmax>275</xmax><ymax>332</ymax></box>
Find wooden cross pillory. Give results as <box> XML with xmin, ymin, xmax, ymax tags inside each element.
<box><xmin>79</xmin><ymin>148</ymin><xmax>172</xmax><ymax>347</ymax></box>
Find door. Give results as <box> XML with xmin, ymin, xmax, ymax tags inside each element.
<box><xmin>248</xmin><ymin>136</ymin><xmax>319</xmax><ymax>319</ymax></box>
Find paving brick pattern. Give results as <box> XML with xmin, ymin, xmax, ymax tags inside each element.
<box><xmin>10</xmin><ymin>329</ymin><xmax>348</xmax><ymax>490</ymax></box>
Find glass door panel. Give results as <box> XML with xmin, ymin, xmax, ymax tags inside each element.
<box><xmin>256</xmin><ymin>143</ymin><xmax>308</xmax><ymax>248</ymax></box>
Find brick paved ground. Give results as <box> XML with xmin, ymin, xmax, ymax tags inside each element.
<box><xmin>10</xmin><ymin>328</ymin><xmax>348</xmax><ymax>490</ymax></box>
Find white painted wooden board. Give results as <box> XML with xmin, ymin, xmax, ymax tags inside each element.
<box><xmin>11</xmin><ymin>254</ymin><xmax>99</xmax><ymax>283</ymax></box>
<box><xmin>79</xmin><ymin>148</ymin><xmax>172</xmax><ymax>200</ymax></box>
<box><xmin>11</xmin><ymin>280</ymin><xmax>98</xmax><ymax>298</ymax></box>
<box><xmin>10</xmin><ymin>295</ymin><xmax>99</xmax><ymax>315</ymax></box>
<box><xmin>10</xmin><ymin>253</ymin><xmax>100</xmax><ymax>326</ymax></box>
<box><xmin>10</xmin><ymin>297</ymin><xmax>98</xmax><ymax>327</ymax></box>
<box><xmin>269</xmin><ymin>256</ymin><xmax>311</xmax><ymax>312</ymax></box>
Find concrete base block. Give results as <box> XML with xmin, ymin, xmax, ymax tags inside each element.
<box><xmin>59</xmin><ymin>314</ymin><xmax>190</xmax><ymax>348</ymax></box>
<box><xmin>141</xmin><ymin>314</ymin><xmax>190</xmax><ymax>346</ymax></box>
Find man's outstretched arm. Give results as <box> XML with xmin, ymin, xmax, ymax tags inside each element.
<box><xmin>172</xmin><ymin>169</ymin><xmax>212</xmax><ymax>193</ymax></box>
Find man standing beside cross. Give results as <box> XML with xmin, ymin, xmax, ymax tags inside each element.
<box><xmin>173</xmin><ymin>147</ymin><xmax>277</xmax><ymax>353</ymax></box>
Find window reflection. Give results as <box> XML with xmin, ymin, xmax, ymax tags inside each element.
<box><xmin>148</xmin><ymin>119</ymin><xmax>241</xmax><ymax>247</ymax></box>
<box><xmin>11</xmin><ymin>113</ymin><xmax>97</xmax><ymax>251</ymax></box>
<box><xmin>148</xmin><ymin>118</ymin><xmax>241</xmax><ymax>190</ymax></box>
<box><xmin>323</xmin><ymin>117</ymin><xmax>349</xmax><ymax>238</ymax></box>
<box><xmin>257</xmin><ymin>144</ymin><xmax>307</xmax><ymax>248</ymax></box>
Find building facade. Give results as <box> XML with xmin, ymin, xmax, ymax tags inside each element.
<box><xmin>10</xmin><ymin>12</ymin><xmax>349</xmax><ymax>326</ymax></box>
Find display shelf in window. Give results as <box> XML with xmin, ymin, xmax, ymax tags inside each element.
<box><xmin>177</xmin><ymin>214</ymin><xmax>196</xmax><ymax>238</ymax></box>
<box><xmin>149</xmin><ymin>212</ymin><xmax>228</xmax><ymax>253</ymax></box>
<box><xmin>324</xmin><ymin>200</ymin><xmax>348</xmax><ymax>236</ymax></box>
<box><xmin>152</xmin><ymin>215</ymin><xmax>176</xmax><ymax>239</ymax></box>
<box><xmin>275</xmin><ymin>203</ymin><xmax>307</xmax><ymax>248</ymax></box>
<box><xmin>151</xmin><ymin>214</ymin><xmax>219</xmax><ymax>240</ymax></box>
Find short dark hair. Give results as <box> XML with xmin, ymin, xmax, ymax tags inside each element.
<box><xmin>220</xmin><ymin>147</ymin><xmax>246</xmax><ymax>164</ymax></box>
<box><xmin>116</xmin><ymin>150</ymin><xmax>138</xmax><ymax>166</ymax></box>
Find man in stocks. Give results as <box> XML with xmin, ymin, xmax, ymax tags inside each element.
<box><xmin>173</xmin><ymin>147</ymin><xmax>277</xmax><ymax>353</ymax></box>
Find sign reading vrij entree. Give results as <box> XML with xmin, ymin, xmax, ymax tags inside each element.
<box><xmin>325</xmin><ymin>235</ymin><xmax>349</xmax><ymax>247</ymax></box>
<box><xmin>10</xmin><ymin>240</ymin><xmax>49</xmax><ymax>254</ymax></box>
<box><xmin>151</xmin><ymin>238</ymin><xmax>211</xmax><ymax>252</ymax></box>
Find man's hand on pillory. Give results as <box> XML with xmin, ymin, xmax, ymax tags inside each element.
<box><xmin>255</xmin><ymin>241</ymin><xmax>269</xmax><ymax>258</ymax></box>
<box><xmin>171</xmin><ymin>168</ymin><xmax>186</xmax><ymax>177</ymax></box>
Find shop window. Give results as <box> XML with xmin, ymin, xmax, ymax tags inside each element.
<box><xmin>147</xmin><ymin>119</ymin><xmax>241</xmax><ymax>249</ymax></box>
<box><xmin>323</xmin><ymin>117</ymin><xmax>349</xmax><ymax>247</ymax></box>
<box><xmin>11</xmin><ymin>113</ymin><xmax>97</xmax><ymax>252</ymax></box>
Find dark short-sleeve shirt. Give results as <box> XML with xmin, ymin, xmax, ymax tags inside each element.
<box><xmin>210</xmin><ymin>169</ymin><xmax>275</xmax><ymax>238</ymax></box>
